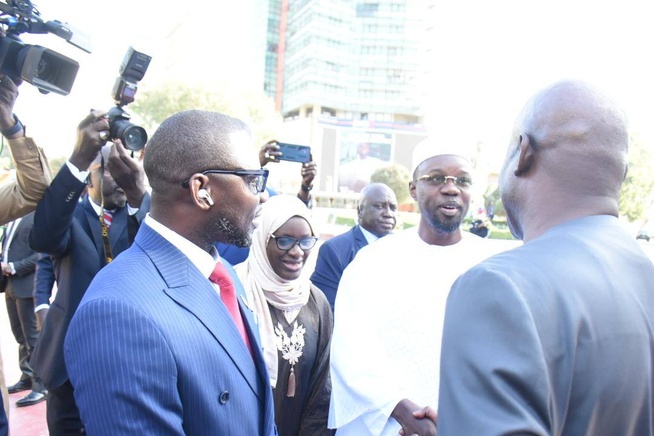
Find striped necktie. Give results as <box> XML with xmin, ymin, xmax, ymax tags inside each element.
<box><xmin>103</xmin><ymin>209</ymin><xmax>114</xmax><ymax>229</ymax></box>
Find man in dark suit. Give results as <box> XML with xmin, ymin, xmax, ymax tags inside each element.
<box><xmin>1</xmin><ymin>212</ymin><xmax>47</xmax><ymax>407</ymax></box>
<box><xmin>29</xmin><ymin>110</ymin><xmax>150</xmax><ymax>435</ymax></box>
<box><xmin>64</xmin><ymin>110</ymin><xmax>276</xmax><ymax>434</ymax></box>
<box><xmin>311</xmin><ymin>183</ymin><xmax>397</xmax><ymax>309</ymax></box>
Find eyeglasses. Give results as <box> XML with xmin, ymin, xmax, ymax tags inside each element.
<box><xmin>413</xmin><ymin>174</ymin><xmax>472</xmax><ymax>189</ymax></box>
<box><xmin>181</xmin><ymin>168</ymin><xmax>269</xmax><ymax>195</ymax></box>
<box><xmin>270</xmin><ymin>235</ymin><xmax>319</xmax><ymax>251</ymax></box>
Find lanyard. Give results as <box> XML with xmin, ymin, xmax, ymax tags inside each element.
<box><xmin>98</xmin><ymin>210</ymin><xmax>113</xmax><ymax>264</ymax></box>
<box><xmin>98</xmin><ymin>157</ymin><xmax>113</xmax><ymax>264</ymax></box>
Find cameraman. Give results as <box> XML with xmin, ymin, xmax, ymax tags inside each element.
<box><xmin>0</xmin><ymin>74</ymin><xmax>52</xmax><ymax>225</ymax></box>
<box><xmin>0</xmin><ymin>72</ymin><xmax>52</xmax><ymax>435</ymax></box>
<box><xmin>28</xmin><ymin>110</ymin><xmax>150</xmax><ymax>435</ymax></box>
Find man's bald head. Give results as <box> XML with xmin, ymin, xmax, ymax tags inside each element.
<box><xmin>500</xmin><ymin>80</ymin><xmax>629</xmax><ymax>241</ymax></box>
<box><xmin>357</xmin><ymin>183</ymin><xmax>398</xmax><ymax>237</ymax></box>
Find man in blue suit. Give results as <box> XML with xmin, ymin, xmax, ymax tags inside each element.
<box><xmin>64</xmin><ymin>110</ymin><xmax>277</xmax><ymax>435</ymax></box>
<box><xmin>311</xmin><ymin>183</ymin><xmax>397</xmax><ymax>309</ymax></box>
<box><xmin>29</xmin><ymin>110</ymin><xmax>150</xmax><ymax>435</ymax></box>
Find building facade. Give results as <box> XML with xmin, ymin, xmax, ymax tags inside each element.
<box><xmin>256</xmin><ymin>0</ymin><xmax>430</xmax><ymax>193</ymax></box>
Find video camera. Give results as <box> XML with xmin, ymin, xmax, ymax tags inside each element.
<box><xmin>0</xmin><ymin>0</ymin><xmax>91</xmax><ymax>96</ymax></box>
<box><xmin>107</xmin><ymin>47</ymin><xmax>151</xmax><ymax>152</ymax></box>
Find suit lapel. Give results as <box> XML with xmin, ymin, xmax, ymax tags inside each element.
<box><xmin>108</xmin><ymin>207</ymin><xmax>129</xmax><ymax>250</ymax></box>
<box><xmin>135</xmin><ymin>224</ymin><xmax>264</xmax><ymax>401</ymax></box>
<box><xmin>80</xmin><ymin>199</ymin><xmax>105</xmax><ymax>259</ymax></box>
<box><xmin>353</xmin><ymin>225</ymin><xmax>369</xmax><ymax>250</ymax></box>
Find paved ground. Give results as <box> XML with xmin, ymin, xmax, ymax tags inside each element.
<box><xmin>1</xmin><ymin>238</ymin><xmax>653</xmax><ymax>435</ymax></box>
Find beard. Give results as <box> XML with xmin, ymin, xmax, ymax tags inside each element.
<box><xmin>212</xmin><ymin>216</ymin><xmax>253</xmax><ymax>248</ymax></box>
<box><xmin>426</xmin><ymin>212</ymin><xmax>462</xmax><ymax>234</ymax></box>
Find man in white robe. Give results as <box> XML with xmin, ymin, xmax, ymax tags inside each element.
<box><xmin>329</xmin><ymin>151</ymin><xmax>506</xmax><ymax>435</ymax></box>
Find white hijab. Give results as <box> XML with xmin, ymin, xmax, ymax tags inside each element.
<box><xmin>235</xmin><ymin>195</ymin><xmax>315</xmax><ymax>387</ymax></box>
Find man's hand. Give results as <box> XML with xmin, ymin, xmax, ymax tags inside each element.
<box><xmin>399</xmin><ymin>406</ymin><xmax>438</xmax><ymax>435</ymax></box>
<box><xmin>301</xmin><ymin>160</ymin><xmax>317</xmax><ymax>187</ymax></box>
<box><xmin>0</xmin><ymin>75</ymin><xmax>22</xmax><ymax>137</ymax></box>
<box><xmin>69</xmin><ymin>110</ymin><xmax>110</xmax><ymax>172</ymax></box>
<box><xmin>259</xmin><ymin>140</ymin><xmax>282</xmax><ymax>166</ymax></box>
<box><xmin>107</xmin><ymin>140</ymin><xmax>146</xmax><ymax>208</ymax></box>
<box><xmin>36</xmin><ymin>308</ymin><xmax>49</xmax><ymax>331</ymax></box>
<box><xmin>392</xmin><ymin>399</ymin><xmax>437</xmax><ymax>436</ymax></box>
<box><xmin>1</xmin><ymin>261</ymin><xmax>10</xmax><ymax>276</ymax></box>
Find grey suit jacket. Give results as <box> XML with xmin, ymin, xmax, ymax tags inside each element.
<box><xmin>64</xmin><ymin>222</ymin><xmax>277</xmax><ymax>435</ymax></box>
<box><xmin>438</xmin><ymin>215</ymin><xmax>654</xmax><ymax>435</ymax></box>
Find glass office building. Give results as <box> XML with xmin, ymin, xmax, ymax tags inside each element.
<box><xmin>255</xmin><ymin>0</ymin><xmax>429</xmax><ymax>193</ymax></box>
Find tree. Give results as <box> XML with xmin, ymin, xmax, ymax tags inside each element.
<box><xmin>132</xmin><ymin>80</ymin><xmax>283</xmax><ymax>148</ymax></box>
<box><xmin>620</xmin><ymin>136</ymin><xmax>654</xmax><ymax>222</ymax></box>
<box><xmin>370</xmin><ymin>163</ymin><xmax>412</xmax><ymax>205</ymax></box>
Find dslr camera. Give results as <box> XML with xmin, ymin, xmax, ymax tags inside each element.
<box><xmin>107</xmin><ymin>47</ymin><xmax>151</xmax><ymax>151</ymax></box>
<box><xmin>0</xmin><ymin>0</ymin><xmax>91</xmax><ymax>95</ymax></box>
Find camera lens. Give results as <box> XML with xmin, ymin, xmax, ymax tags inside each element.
<box><xmin>108</xmin><ymin>107</ymin><xmax>148</xmax><ymax>151</ymax></box>
<box><xmin>120</xmin><ymin>125</ymin><xmax>147</xmax><ymax>151</ymax></box>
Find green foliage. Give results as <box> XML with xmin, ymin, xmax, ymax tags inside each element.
<box><xmin>488</xmin><ymin>225</ymin><xmax>516</xmax><ymax>240</ymax></box>
<box><xmin>132</xmin><ymin>81</ymin><xmax>283</xmax><ymax>147</ymax></box>
<box><xmin>619</xmin><ymin>137</ymin><xmax>654</xmax><ymax>222</ymax></box>
<box><xmin>48</xmin><ymin>155</ymin><xmax>68</xmax><ymax>175</ymax></box>
<box><xmin>334</xmin><ymin>216</ymin><xmax>356</xmax><ymax>227</ymax></box>
<box><xmin>370</xmin><ymin>163</ymin><xmax>412</xmax><ymax>205</ymax></box>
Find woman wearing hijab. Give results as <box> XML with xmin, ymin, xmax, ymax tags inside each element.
<box><xmin>235</xmin><ymin>194</ymin><xmax>333</xmax><ymax>436</ymax></box>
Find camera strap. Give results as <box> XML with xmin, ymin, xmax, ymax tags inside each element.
<box><xmin>98</xmin><ymin>211</ymin><xmax>114</xmax><ymax>264</ymax></box>
<box><xmin>98</xmin><ymin>157</ymin><xmax>114</xmax><ymax>264</ymax></box>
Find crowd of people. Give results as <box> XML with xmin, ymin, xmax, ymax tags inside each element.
<box><xmin>0</xmin><ymin>71</ymin><xmax>653</xmax><ymax>436</ymax></box>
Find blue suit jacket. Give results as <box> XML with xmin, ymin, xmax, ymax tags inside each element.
<box><xmin>33</xmin><ymin>253</ymin><xmax>55</xmax><ymax>307</ymax></box>
<box><xmin>29</xmin><ymin>165</ymin><xmax>150</xmax><ymax>389</ymax></box>
<box><xmin>310</xmin><ymin>225</ymin><xmax>368</xmax><ymax>309</ymax></box>
<box><xmin>64</xmin><ymin>223</ymin><xmax>277</xmax><ymax>435</ymax></box>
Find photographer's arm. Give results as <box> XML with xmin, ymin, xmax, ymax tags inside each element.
<box><xmin>297</xmin><ymin>160</ymin><xmax>316</xmax><ymax>207</ymax></box>
<box><xmin>29</xmin><ymin>111</ymin><xmax>108</xmax><ymax>256</ymax></box>
<box><xmin>0</xmin><ymin>75</ymin><xmax>53</xmax><ymax>226</ymax></box>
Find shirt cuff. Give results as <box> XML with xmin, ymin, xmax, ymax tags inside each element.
<box><xmin>8</xmin><ymin>262</ymin><xmax>15</xmax><ymax>275</ymax></box>
<box><xmin>66</xmin><ymin>160</ymin><xmax>90</xmax><ymax>183</ymax></box>
<box><xmin>34</xmin><ymin>304</ymin><xmax>50</xmax><ymax>313</ymax></box>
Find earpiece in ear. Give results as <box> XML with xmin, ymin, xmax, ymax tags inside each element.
<box><xmin>198</xmin><ymin>189</ymin><xmax>214</xmax><ymax>206</ymax></box>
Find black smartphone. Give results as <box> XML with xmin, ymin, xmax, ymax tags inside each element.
<box><xmin>277</xmin><ymin>142</ymin><xmax>311</xmax><ymax>163</ymax></box>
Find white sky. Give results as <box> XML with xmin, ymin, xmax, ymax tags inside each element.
<box><xmin>10</xmin><ymin>0</ymin><xmax>654</xmax><ymax>173</ymax></box>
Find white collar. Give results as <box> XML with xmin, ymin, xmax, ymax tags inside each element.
<box><xmin>144</xmin><ymin>214</ymin><xmax>218</xmax><ymax>279</ymax></box>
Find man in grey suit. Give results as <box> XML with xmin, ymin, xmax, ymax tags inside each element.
<box><xmin>436</xmin><ymin>81</ymin><xmax>654</xmax><ymax>434</ymax></box>
<box><xmin>64</xmin><ymin>110</ymin><xmax>277</xmax><ymax>434</ymax></box>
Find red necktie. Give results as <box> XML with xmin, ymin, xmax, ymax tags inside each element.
<box><xmin>209</xmin><ymin>262</ymin><xmax>253</xmax><ymax>356</ymax></box>
<box><xmin>103</xmin><ymin>209</ymin><xmax>114</xmax><ymax>229</ymax></box>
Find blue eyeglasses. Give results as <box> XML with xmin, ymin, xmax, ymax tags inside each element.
<box><xmin>181</xmin><ymin>168</ymin><xmax>269</xmax><ymax>195</ymax></box>
<box><xmin>413</xmin><ymin>174</ymin><xmax>473</xmax><ymax>189</ymax></box>
<box><xmin>270</xmin><ymin>235</ymin><xmax>319</xmax><ymax>251</ymax></box>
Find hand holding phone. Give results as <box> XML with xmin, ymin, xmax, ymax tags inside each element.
<box><xmin>276</xmin><ymin>142</ymin><xmax>312</xmax><ymax>163</ymax></box>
